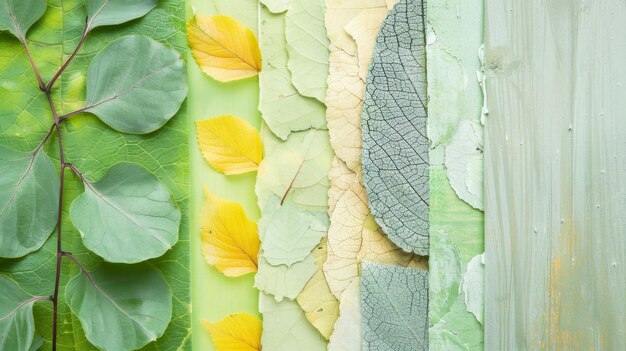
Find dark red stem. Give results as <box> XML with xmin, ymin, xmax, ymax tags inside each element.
<box><xmin>46</xmin><ymin>21</ymin><xmax>89</xmax><ymax>91</ymax></box>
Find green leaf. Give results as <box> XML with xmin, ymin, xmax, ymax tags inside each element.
<box><xmin>65</xmin><ymin>264</ymin><xmax>172</xmax><ymax>351</ymax></box>
<box><xmin>259</xmin><ymin>292</ymin><xmax>326</xmax><ymax>350</ymax></box>
<box><xmin>285</xmin><ymin>0</ymin><xmax>329</xmax><ymax>102</ymax></box>
<box><xmin>86</xmin><ymin>0</ymin><xmax>158</xmax><ymax>31</ymax></box>
<box><xmin>0</xmin><ymin>0</ymin><xmax>46</xmax><ymax>40</ymax></box>
<box><xmin>0</xmin><ymin>276</ymin><xmax>39</xmax><ymax>350</ymax></box>
<box><xmin>0</xmin><ymin>146</ymin><xmax>59</xmax><ymax>258</ymax></box>
<box><xmin>254</xmin><ymin>253</ymin><xmax>316</xmax><ymax>302</ymax></box>
<box><xmin>85</xmin><ymin>35</ymin><xmax>187</xmax><ymax>134</ymax></box>
<box><xmin>361</xmin><ymin>0</ymin><xmax>429</xmax><ymax>255</ymax></box>
<box><xmin>70</xmin><ymin>163</ymin><xmax>181</xmax><ymax>264</ymax></box>
<box><xmin>260</xmin><ymin>0</ymin><xmax>288</xmax><ymax>14</ymax></box>
<box><xmin>361</xmin><ymin>261</ymin><xmax>428</xmax><ymax>351</ymax></box>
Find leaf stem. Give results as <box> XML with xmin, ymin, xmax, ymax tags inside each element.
<box><xmin>20</xmin><ymin>38</ymin><xmax>46</xmax><ymax>91</ymax></box>
<box><xmin>46</xmin><ymin>20</ymin><xmax>89</xmax><ymax>91</ymax></box>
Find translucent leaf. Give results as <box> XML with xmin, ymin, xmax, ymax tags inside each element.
<box><xmin>361</xmin><ymin>0</ymin><xmax>429</xmax><ymax>255</ymax></box>
<box><xmin>187</xmin><ymin>15</ymin><xmax>262</xmax><ymax>82</ymax></box>
<box><xmin>85</xmin><ymin>35</ymin><xmax>187</xmax><ymax>134</ymax></box>
<box><xmin>86</xmin><ymin>0</ymin><xmax>158</xmax><ymax>30</ymax></box>
<box><xmin>260</xmin><ymin>293</ymin><xmax>326</xmax><ymax>350</ymax></box>
<box><xmin>0</xmin><ymin>0</ymin><xmax>46</xmax><ymax>40</ymax></box>
<box><xmin>254</xmin><ymin>253</ymin><xmax>316</xmax><ymax>302</ymax></box>
<box><xmin>0</xmin><ymin>276</ymin><xmax>38</xmax><ymax>350</ymax></box>
<box><xmin>200</xmin><ymin>189</ymin><xmax>259</xmax><ymax>277</ymax></box>
<box><xmin>0</xmin><ymin>146</ymin><xmax>59</xmax><ymax>258</ymax></box>
<box><xmin>285</xmin><ymin>0</ymin><xmax>329</xmax><ymax>102</ymax></box>
<box><xmin>361</xmin><ymin>261</ymin><xmax>428</xmax><ymax>351</ymax></box>
<box><xmin>202</xmin><ymin>313</ymin><xmax>262</xmax><ymax>351</ymax></box>
<box><xmin>195</xmin><ymin>115</ymin><xmax>263</xmax><ymax>175</ymax></box>
<box><xmin>70</xmin><ymin>163</ymin><xmax>181</xmax><ymax>264</ymax></box>
<box><xmin>65</xmin><ymin>264</ymin><xmax>172</xmax><ymax>351</ymax></box>
<box><xmin>296</xmin><ymin>238</ymin><xmax>339</xmax><ymax>340</ymax></box>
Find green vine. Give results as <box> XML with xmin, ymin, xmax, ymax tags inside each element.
<box><xmin>0</xmin><ymin>1</ymin><xmax>186</xmax><ymax>350</ymax></box>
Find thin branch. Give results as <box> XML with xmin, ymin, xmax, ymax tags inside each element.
<box><xmin>32</xmin><ymin>124</ymin><xmax>56</xmax><ymax>155</ymax></box>
<box><xmin>46</xmin><ymin>20</ymin><xmax>89</xmax><ymax>91</ymax></box>
<box><xmin>20</xmin><ymin>39</ymin><xmax>45</xmax><ymax>91</ymax></box>
<box><xmin>58</xmin><ymin>106</ymin><xmax>89</xmax><ymax>122</ymax></box>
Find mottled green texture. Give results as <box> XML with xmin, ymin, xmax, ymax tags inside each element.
<box><xmin>260</xmin><ymin>293</ymin><xmax>326</xmax><ymax>350</ymax></box>
<box><xmin>254</xmin><ymin>254</ymin><xmax>317</xmax><ymax>302</ymax></box>
<box><xmin>0</xmin><ymin>276</ymin><xmax>39</xmax><ymax>350</ymax></box>
<box><xmin>360</xmin><ymin>261</ymin><xmax>428</xmax><ymax>351</ymax></box>
<box><xmin>285</xmin><ymin>0</ymin><xmax>329</xmax><ymax>102</ymax></box>
<box><xmin>65</xmin><ymin>264</ymin><xmax>172</xmax><ymax>351</ymax></box>
<box><xmin>361</xmin><ymin>0</ymin><xmax>429</xmax><ymax>255</ymax></box>
<box><xmin>86</xmin><ymin>0</ymin><xmax>158</xmax><ymax>30</ymax></box>
<box><xmin>0</xmin><ymin>0</ymin><xmax>45</xmax><ymax>40</ymax></box>
<box><xmin>259</xmin><ymin>7</ymin><xmax>326</xmax><ymax>140</ymax></box>
<box><xmin>0</xmin><ymin>147</ymin><xmax>59</xmax><ymax>258</ymax></box>
<box><xmin>70</xmin><ymin>163</ymin><xmax>181</xmax><ymax>264</ymax></box>
<box><xmin>85</xmin><ymin>36</ymin><xmax>187</xmax><ymax>134</ymax></box>
<box><xmin>0</xmin><ymin>1</ymin><xmax>190</xmax><ymax>349</ymax></box>
<box><xmin>429</xmin><ymin>229</ymin><xmax>461</xmax><ymax>325</ymax></box>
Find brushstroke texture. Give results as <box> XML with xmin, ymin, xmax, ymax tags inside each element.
<box><xmin>361</xmin><ymin>0</ymin><xmax>429</xmax><ymax>255</ymax></box>
<box><xmin>485</xmin><ymin>1</ymin><xmax>626</xmax><ymax>349</ymax></box>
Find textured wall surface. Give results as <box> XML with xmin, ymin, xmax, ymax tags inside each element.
<box><xmin>485</xmin><ymin>1</ymin><xmax>626</xmax><ymax>349</ymax></box>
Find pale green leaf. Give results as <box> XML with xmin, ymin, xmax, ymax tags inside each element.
<box><xmin>86</xmin><ymin>0</ymin><xmax>158</xmax><ymax>31</ymax></box>
<box><xmin>0</xmin><ymin>276</ymin><xmax>39</xmax><ymax>351</ymax></box>
<box><xmin>254</xmin><ymin>253</ymin><xmax>316</xmax><ymax>302</ymax></box>
<box><xmin>260</xmin><ymin>0</ymin><xmax>288</xmax><ymax>14</ymax></box>
<box><xmin>0</xmin><ymin>146</ymin><xmax>59</xmax><ymax>258</ymax></box>
<box><xmin>70</xmin><ymin>163</ymin><xmax>181</xmax><ymax>264</ymax></box>
<box><xmin>361</xmin><ymin>261</ymin><xmax>428</xmax><ymax>351</ymax></box>
<box><xmin>429</xmin><ymin>229</ymin><xmax>461</xmax><ymax>325</ymax></box>
<box><xmin>65</xmin><ymin>264</ymin><xmax>172</xmax><ymax>351</ymax></box>
<box><xmin>85</xmin><ymin>35</ymin><xmax>187</xmax><ymax>134</ymax></box>
<box><xmin>285</xmin><ymin>0</ymin><xmax>329</xmax><ymax>102</ymax></box>
<box><xmin>361</xmin><ymin>0</ymin><xmax>429</xmax><ymax>255</ymax></box>
<box><xmin>445</xmin><ymin>120</ymin><xmax>484</xmax><ymax>210</ymax></box>
<box><xmin>259</xmin><ymin>7</ymin><xmax>326</xmax><ymax>140</ymax></box>
<box><xmin>0</xmin><ymin>0</ymin><xmax>46</xmax><ymax>40</ymax></box>
<box><xmin>259</xmin><ymin>293</ymin><xmax>326</xmax><ymax>350</ymax></box>
<box><xmin>327</xmin><ymin>280</ymin><xmax>360</xmax><ymax>351</ymax></box>
<box><xmin>260</xmin><ymin>200</ymin><xmax>326</xmax><ymax>267</ymax></box>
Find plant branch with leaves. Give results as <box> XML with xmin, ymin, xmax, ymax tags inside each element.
<box><xmin>0</xmin><ymin>1</ymin><xmax>186</xmax><ymax>350</ymax></box>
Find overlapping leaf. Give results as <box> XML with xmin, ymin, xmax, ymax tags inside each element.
<box><xmin>0</xmin><ymin>276</ymin><xmax>39</xmax><ymax>350</ymax></box>
<box><xmin>254</xmin><ymin>253</ymin><xmax>316</xmax><ymax>302</ymax></box>
<box><xmin>260</xmin><ymin>0</ymin><xmax>288</xmax><ymax>14</ymax></box>
<box><xmin>327</xmin><ymin>280</ymin><xmax>360</xmax><ymax>351</ymax></box>
<box><xmin>361</xmin><ymin>0</ymin><xmax>429</xmax><ymax>255</ymax></box>
<box><xmin>361</xmin><ymin>261</ymin><xmax>428</xmax><ymax>351</ymax></box>
<box><xmin>86</xmin><ymin>0</ymin><xmax>158</xmax><ymax>30</ymax></box>
<box><xmin>0</xmin><ymin>146</ymin><xmax>59</xmax><ymax>258</ymax></box>
<box><xmin>203</xmin><ymin>313</ymin><xmax>262</xmax><ymax>351</ymax></box>
<box><xmin>0</xmin><ymin>0</ymin><xmax>46</xmax><ymax>40</ymax></box>
<box><xmin>84</xmin><ymin>35</ymin><xmax>187</xmax><ymax>134</ymax></box>
<box><xmin>65</xmin><ymin>264</ymin><xmax>172</xmax><ymax>351</ymax></box>
<box><xmin>196</xmin><ymin>115</ymin><xmax>263</xmax><ymax>175</ymax></box>
<box><xmin>200</xmin><ymin>190</ymin><xmax>259</xmax><ymax>277</ymax></box>
<box><xmin>187</xmin><ymin>15</ymin><xmax>262</xmax><ymax>82</ymax></box>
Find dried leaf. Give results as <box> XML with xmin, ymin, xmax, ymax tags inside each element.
<box><xmin>203</xmin><ymin>313</ymin><xmax>262</xmax><ymax>351</ymax></box>
<box><xmin>200</xmin><ymin>189</ymin><xmax>260</xmax><ymax>277</ymax></box>
<box><xmin>296</xmin><ymin>238</ymin><xmax>340</xmax><ymax>340</ymax></box>
<box><xmin>361</xmin><ymin>0</ymin><xmax>429</xmax><ymax>255</ymax></box>
<box><xmin>324</xmin><ymin>158</ymin><xmax>425</xmax><ymax>300</ymax></box>
<box><xmin>327</xmin><ymin>280</ymin><xmax>360</xmax><ymax>351</ymax></box>
<box><xmin>345</xmin><ymin>9</ymin><xmax>391</xmax><ymax>81</ymax></box>
<box><xmin>195</xmin><ymin>115</ymin><xmax>263</xmax><ymax>175</ymax></box>
<box><xmin>188</xmin><ymin>14</ymin><xmax>262</xmax><ymax>82</ymax></box>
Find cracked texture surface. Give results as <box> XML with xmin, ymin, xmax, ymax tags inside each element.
<box><xmin>360</xmin><ymin>261</ymin><xmax>428</xmax><ymax>351</ymax></box>
<box><xmin>361</xmin><ymin>0</ymin><xmax>429</xmax><ymax>255</ymax></box>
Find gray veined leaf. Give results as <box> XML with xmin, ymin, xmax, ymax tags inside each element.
<box><xmin>65</xmin><ymin>264</ymin><xmax>172</xmax><ymax>351</ymax></box>
<box><xmin>86</xmin><ymin>0</ymin><xmax>158</xmax><ymax>31</ymax></box>
<box><xmin>70</xmin><ymin>162</ymin><xmax>181</xmax><ymax>264</ymax></box>
<box><xmin>0</xmin><ymin>276</ymin><xmax>40</xmax><ymax>351</ymax></box>
<box><xmin>360</xmin><ymin>261</ymin><xmax>428</xmax><ymax>351</ymax></box>
<box><xmin>0</xmin><ymin>0</ymin><xmax>46</xmax><ymax>40</ymax></box>
<box><xmin>361</xmin><ymin>0</ymin><xmax>429</xmax><ymax>255</ymax></box>
<box><xmin>0</xmin><ymin>146</ymin><xmax>59</xmax><ymax>259</ymax></box>
<box><xmin>84</xmin><ymin>35</ymin><xmax>187</xmax><ymax>134</ymax></box>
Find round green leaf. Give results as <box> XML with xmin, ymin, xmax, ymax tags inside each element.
<box><xmin>0</xmin><ymin>276</ymin><xmax>38</xmax><ymax>351</ymax></box>
<box><xmin>86</xmin><ymin>0</ymin><xmax>159</xmax><ymax>31</ymax></box>
<box><xmin>85</xmin><ymin>35</ymin><xmax>187</xmax><ymax>134</ymax></box>
<box><xmin>65</xmin><ymin>264</ymin><xmax>172</xmax><ymax>351</ymax></box>
<box><xmin>0</xmin><ymin>0</ymin><xmax>46</xmax><ymax>40</ymax></box>
<box><xmin>70</xmin><ymin>163</ymin><xmax>181</xmax><ymax>263</ymax></box>
<box><xmin>0</xmin><ymin>147</ymin><xmax>59</xmax><ymax>258</ymax></box>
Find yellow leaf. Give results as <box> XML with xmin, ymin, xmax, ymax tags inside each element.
<box><xmin>196</xmin><ymin>115</ymin><xmax>263</xmax><ymax>175</ymax></box>
<box><xmin>188</xmin><ymin>15</ymin><xmax>262</xmax><ymax>82</ymax></box>
<box><xmin>203</xmin><ymin>313</ymin><xmax>262</xmax><ymax>351</ymax></box>
<box><xmin>201</xmin><ymin>189</ymin><xmax>260</xmax><ymax>277</ymax></box>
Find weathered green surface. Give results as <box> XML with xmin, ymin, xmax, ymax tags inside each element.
<box><xmin>0</xmin><ymin>1</ymin><xmax>190</xmax><ymax>349</ymax></box>
<box><xmin>485</xmin><ymin>1</ymin><xmax>626</xmax><ymax>349</ymax></box>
